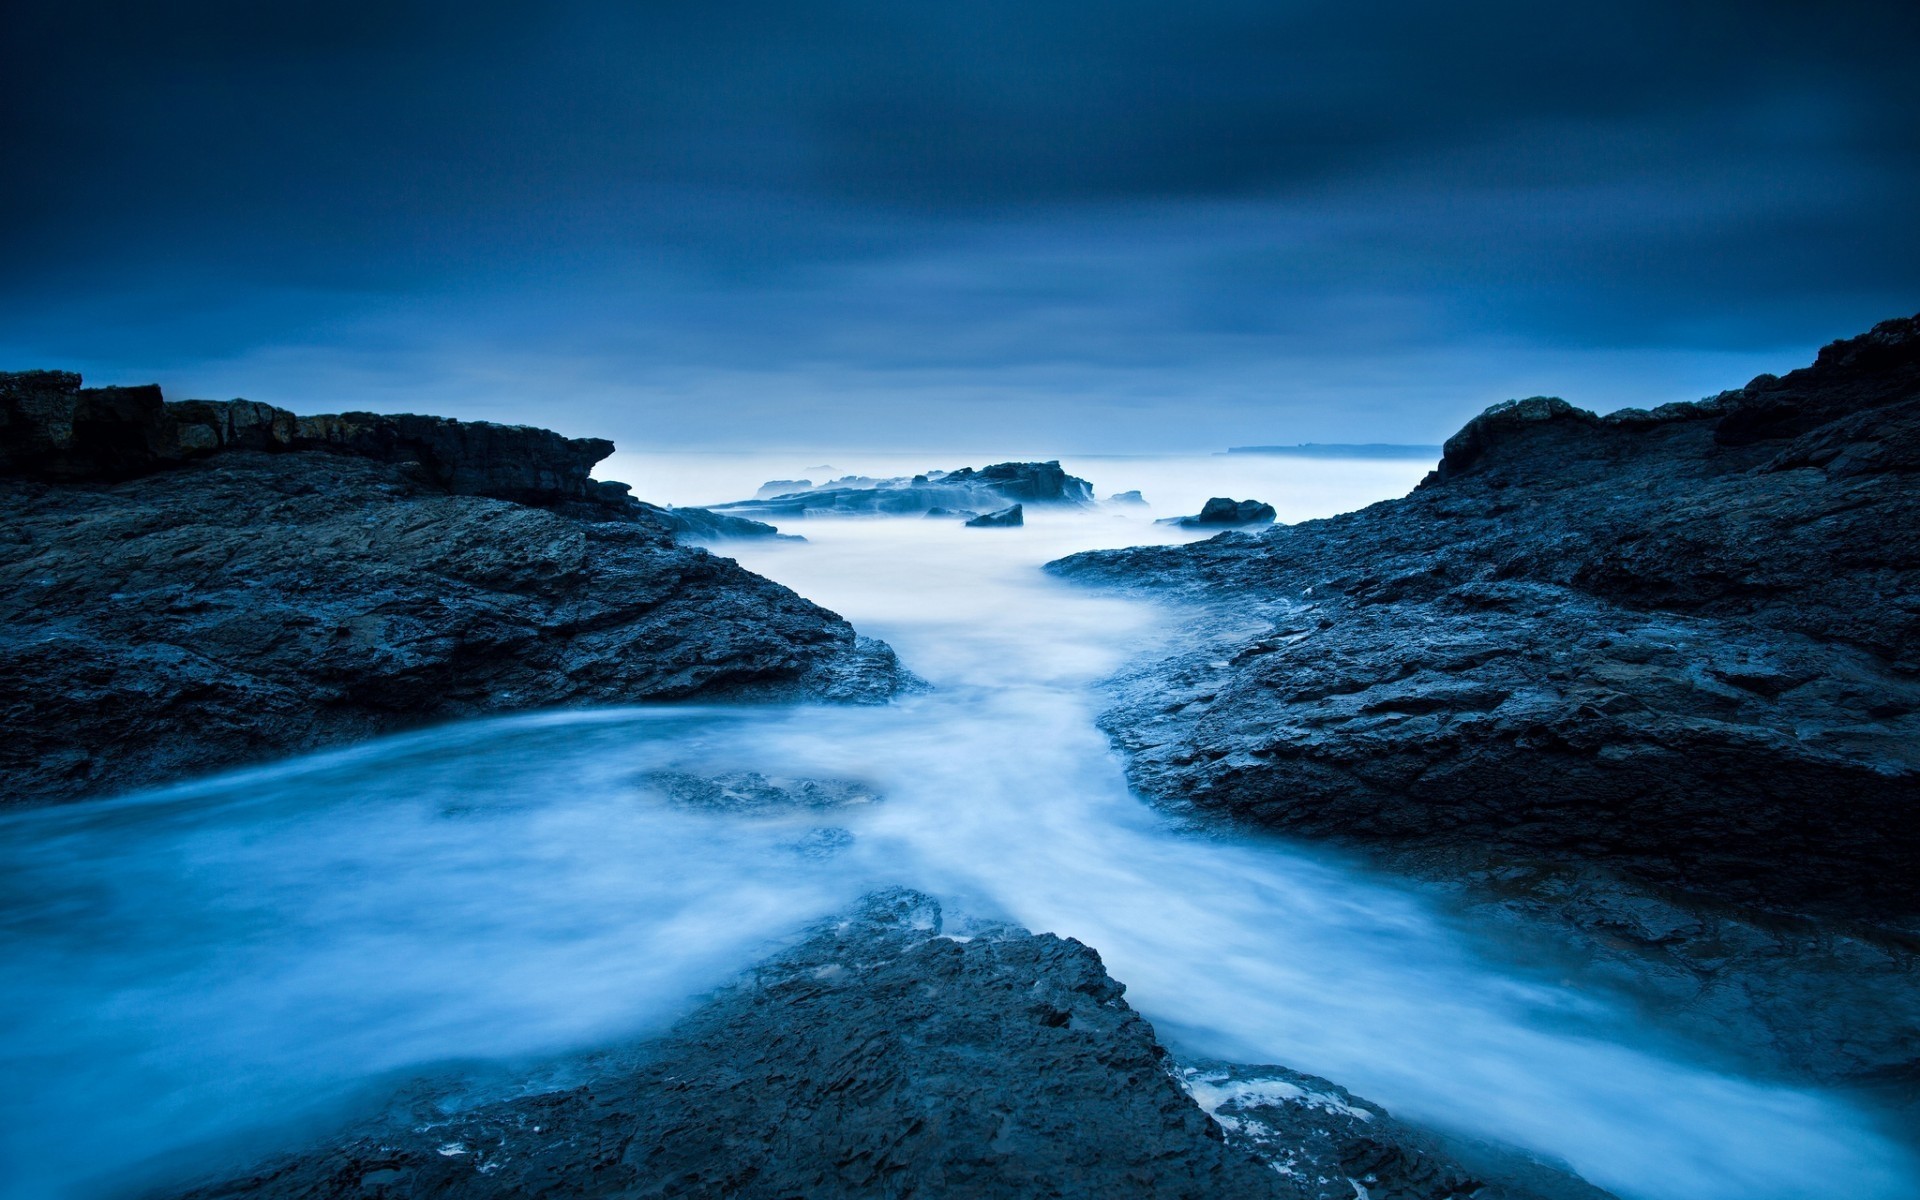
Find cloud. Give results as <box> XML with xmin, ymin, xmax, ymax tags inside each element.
<box><xmin>1</xmin><ymin>0</ymin><xmax>1914</xmax><ymax>447</ymax></box>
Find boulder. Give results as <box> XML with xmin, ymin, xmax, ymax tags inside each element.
<box><xmin>1157</xmin><ymin>497</ymin><xmax>1277</xmax><ymax>527</ymax></box>
<box><xmin>967</xmin><ymin>503</ymin><xmax>1024</xmax><ymax>527</ymax></box>
<box><xmin>1108</xmin><ymin>489</ymin><xmax>1149</xmax><ymax>505</ymax></box>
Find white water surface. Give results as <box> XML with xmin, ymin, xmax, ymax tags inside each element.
<box><xmin>1</xmin><ymin>452</ymin><xmax>1910</xmax><ymax>1199</ymax></box>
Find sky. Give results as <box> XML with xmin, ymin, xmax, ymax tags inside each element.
<box><xmin>3</xmin><ymin>0</ymin><xmax>1917</xmax><ymax>452</ymax></box>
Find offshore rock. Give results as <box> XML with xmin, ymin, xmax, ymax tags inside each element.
<box><xmin>1049</xmin><ymin>314</ymin><xmax>1920</xmax><ymax>1084</ymax></box>
<box><xmin>967</xmin><ymin>503</ymin><xmax>1024</xmax><ymax>527</ymax></box>
<box><xmin>0</xmin><ymin>377</ymin><xmax>911</xmax><ymax>806</ymax></box>
<box><xmin>164</xmin><ymin>892</ymin><xmax>1600</xmax><ymax>1200</ymax></box>
<box><xmin>712</xmin><ymin>460</ymin><xmax>1093</xmax><ymax>518</ymax></box>
<box><xmin>1160</xmin><ymin>497</ymin><xmax>1277</xmax><ymax>527</ymax></box>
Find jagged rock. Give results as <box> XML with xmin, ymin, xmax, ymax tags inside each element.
<box><xmin>967</xmin><ymin>503</ymin><xmax>1024</xmax><ymax>527</ymax></box>
<box><xmin>1048</xmin><ymin>313</ymin><xmax>1920</xmax><ymax>1085</ymax></box>
<box><xmin>1109</xmin><ymin>489</ymin><xmax>1149</xmax><ymax>505</ymax></box>
<box><xmin>0</xmin><ymin>384</ymin><xmax>913</xmax><ymax>806</ymax></box>
<box><xmin>940</xmin><ymin>459</ymin><xmax>1094</xmax><ymax>504</ymax></box>
<box><xmin>162</xmin><ymin>892</ymin><xmax>1601</xmax><ymax>1200</ymax></box>
<box><xmin>756</xmin><ymin>478</ymin><xmax>813</xmax><ymax>498</ymax></box>
<box><xmin>711</xmin><ymin>460</ymin><xmax>1093</xmax><ymax>519</ymax></box>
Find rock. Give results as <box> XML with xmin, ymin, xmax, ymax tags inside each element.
<box><xmin>638</xmin><ymin>500</ymin><xmax>797</xmax><ymax>541</ymax></box>
<box><xmin>161</xmin><ymin>892</ymin><xmax>1602</xmax><ymax>1200</ymax></box>
<box><xmin>637</xmin><ymin>769</ymin><xmax>881</xmax><ymax>815</ymax></box>
<box><xmin>924</xmin><ymin>506</ymin><xmax>980</xmax><ymax>519</ymax></box>
<box><xmin>1186</xmin><ymin>497</ymin><xmax>1277</xmax><ymax>527</ymax></box>
<box><xmin>710</xmin><ymin>460</ymin><xmax>1094</xmax><ymax>519</ymax></box>
<box><xmin>0</xmin><ymin>384</ymin><xmax>916</xmax><ymax>806</ymax></box>
<box><xmin>941</xmin><ymin>459</ymin><xmax>1094</xmax><ymax>504</ymax></box>
<box><xmin>1047</xmin><ymin>313</ymin><xmax>1920</xmax><ymax>1085</ymax></box>
<box><xmin>0</xmin><ymin>370</ymin><xmax>615</xmax><ymax>506</ymax></box>
<box><xmin>967</xmin><ymin>503</ymin><xmax>1024</xmax><ymax>527</ymax></box>
<box><xmin>1109</xmin><ymin>489</ymin><xmax>1149</xmax><ymax>505</ymax></box>
<box><xmin>0</xmin><ymin>370</ymin><xmax>173</xmax><ymax>480</ymax></box>
<box><xmin>756</xmin><ymin>478</ymin><xmax>812</xmax><ymax>498</ymax></box>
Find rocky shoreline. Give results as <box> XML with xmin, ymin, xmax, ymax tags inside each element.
<box><xmin>1049</xmin><ymin>314</ymin><xmax>1920</xmax><ymax>1090</ymax></box>
<box><xmin>0</xmin><ymin>372</ymin><xmax>916</xmax><ymax>807</ymax></box>
<box><xmin>160</xmin><ymin>891</ymin><xmax>1608</xmax><ymax>1200</ymax></box>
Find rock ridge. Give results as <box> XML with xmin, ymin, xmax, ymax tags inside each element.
<box><xmin>1047</xmin><ymin>312</ymin><xmax>1920</xmax><ymax>1086</ymax></box>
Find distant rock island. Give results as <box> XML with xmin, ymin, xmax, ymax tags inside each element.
<box><xmin>1054</xmin><ymin>313</ymin><xmax>1920</xmax><ymax>1088</ymax></box>
<box><xmin>0</xmin><ymin>372</ymin><xmax>916</xmax><ymax>806</ymax></box>
<box><xmin>1225</xmin><ymin>442</ymin><xmax>1441</xmax><ymax>458</ymax></box>
<box><xmin>713</xmin><ymin>460</ymin><xmax>1093</xmax><ymax>518</ymax></box>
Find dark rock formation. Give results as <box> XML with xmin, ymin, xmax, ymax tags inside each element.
<box><xmin>1048</xmin><ymin>314</ymin><xmax>1920</xmax><ymax>1085</ymax></box>
<box><xmin>1159</xmin><ymin>497</ymin><xmax>1277</xmax><ymax>527</ymax></box>
<box><xmin>1</xmin><ymin>371</ymin><xmax>613</xmax><ymax>505</ymax></box>
<box><xmin>924</xmin><ymin>505</ymin><xmax>980</xmax><ymax>519</ymax></box>
<box><xmin>712</xmin><ymin>461</ymin><xmax>1093</xmax><ymax>519</ymax></box>
<box><xmin>967</xmin><ymin>503</ymin><xmax>1024</xmax><ymax>527</ymax></box>
<box><xmin>0</xmin><ymin>374</ymin><xmax>913</xmax><ymax>807</ymax></box>
<box><xmin>1109</xmin><ymin>489</ymin><xmax>1149</xmax><ymax>505</ymax></box>
<box><xmin>756</xmin><ymin>477</ymin><xmax>813</xmax><ymax>498</ymax></box>
<box><xmin>163</xmin><ymin>892</ymin><xmax>1600</xmax><ymax>1200</ymax></box>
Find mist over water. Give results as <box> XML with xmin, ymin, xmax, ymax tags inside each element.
<box><xmin>1</xmin><ymin>454</ymin><xmax>1910</xmax><ymax>1200</ymax></box>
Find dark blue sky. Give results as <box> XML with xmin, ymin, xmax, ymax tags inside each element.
<box><xmin>4</xmin><ymin>0</ymin><xmax>1917</xmax><ymax>451</ymax></box>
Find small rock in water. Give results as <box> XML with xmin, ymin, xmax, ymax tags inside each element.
<box><xmin>639</xmin><ymin>770</ymin><xmax>881</xmax><ymax>815</ymax></box>
<box><xmin>1186</xmin><ymin>497</ymin><xmax>1277</xmax><ymax>526</ymax></box>
<box><xmin>1107</xmin><ymin>490</ymin><xmax>1148</xmax><ymax>505</ymax></box>
<box><xmin>966</xmin><ymin>503</ymin><xmax>1024</xmax><ymax>527</ymax></box>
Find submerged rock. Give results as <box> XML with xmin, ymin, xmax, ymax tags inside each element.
<box><xmin>1108</xmin><ymin>489</ymin><xmax>1149</xmax><ymax>505</ymax></box>
<box><xmin>1049</xmin><ymin>313</ymin><xmax>1920</xmax><ymax>1085</ymax></box>
<box><xmin>163</xmin><ymin>892</ymin><xmax>1603</xmax><ymax>1200</ymax></box>
<box><xmin>967</xmin><ymin>503</ymin><xmax>1024</xmax><ymax>527</ymax></box>
<box><xmin>0</xmin><ymin>373</ymin><xmax>914</xmax><ymax>807</ymax></box>
<box><xmin>639</xmin><ymin>769</ymin><xmax>881</xmax><ymax>815</ymax></box>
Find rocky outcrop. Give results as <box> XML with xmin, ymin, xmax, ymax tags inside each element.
<box><xmin>1</xmin><ymin>371</ymin><xmax>613</xmax><ymax>504</ymax></box>
<box><xmin>967</xmin><ymin>503</ymin><xmax>1024</xmax><ymax>527</ymax></box>
<box><xmin>164</xmin><ymin>892</ymin><xmax>1602</xmax><ymax>1200</ymax></box>
<box><xmin>0</xmin><ymin>375</ymin><xmax>913</xmax><ymax>807</ymax></box>
<box><xmin>1049</xmin><ymin>314</ymin><xmax>1920</xmax><ymax>1084</ymax></box>
<box><xmin>1160</xmin><ymin>497</ymin><xmax>1277</xmax><ymax>527</ymax></box>
<box><xmin>714</xmin><ymin>461</ymin><xmax>1094</xmax><ymax>518</ymax></box>
<box><xmin>1109</xmin><ymin>489</ymin><xmax>1149</xmax><ymax>505</ymax></box>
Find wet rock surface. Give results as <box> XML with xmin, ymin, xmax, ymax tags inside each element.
<box><xmin>639</xmin><ymin>770</ymin><xmax>883</xmax><ymax>816</ymax></box>
<box><xmin>717</xmin><ymin>461</ymin><xmax>1093</xmax><ymax>518</ymax></box>
<box><xmin>1049</xmin><ymin>315</ymin><xmax>1920</xmax><ymax>1086</ymax></box>
<box><xmin>163</xmin><ymin>892</ymin><xmax>1602</xmax><ymax>1200</ymax></box>
<box><xmin>0</xmin><ymin>376</ymin><xmax>915</xmax><ymax>807</ymax></box>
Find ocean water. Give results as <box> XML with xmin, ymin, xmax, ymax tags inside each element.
<box><xmin>1</xmin><ymin>452</ymin><xmax>1910</xmax><ymax>1199</ymax></box>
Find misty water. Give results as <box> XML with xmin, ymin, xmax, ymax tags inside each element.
<box><xmin>1</xmin><ymin>453</ymin><xmax>1910</xmax><ymax>1199</ymax></box>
